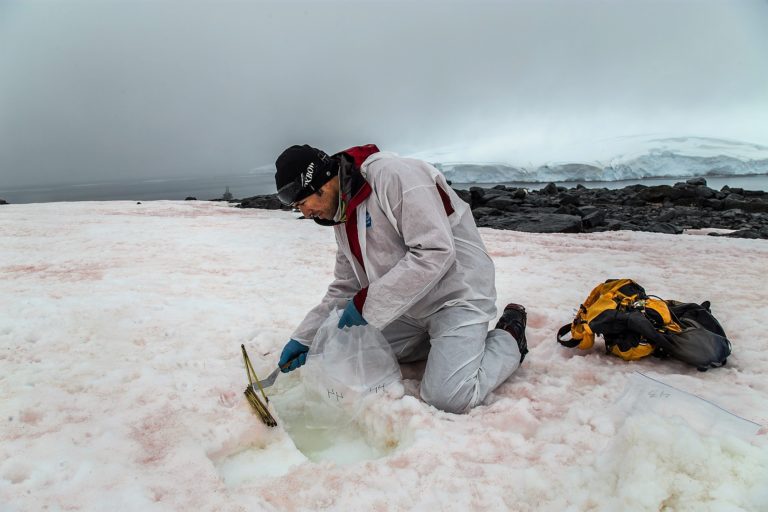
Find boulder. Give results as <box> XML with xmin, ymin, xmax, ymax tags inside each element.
<box><xmin>469</xmin><ymin>187</ymin><xmax>486</xmax><ymax>207</ymax></box>
<box><xmin>593</xmin><ymin>219</ymin><xmax>644</xmax><ymax>232</ymax></box>
<box><xmin>657</xmin><ymin>209</ymin><xmax>677</xmax><ymax>222</ymax></box>
<box><xmin>725</xmin><ymin>227</ymin><xmax>768</xmax><ymax>240</ymax></box>
<box><xmin>582</xmin><ymin>209</ymin><xmax>606</xmax><ymax>228</ymax></box>
<box><xmin>577</xmin><ymin>205</ymin><xmax>600</xmax><ymax>217</ymax></box>
<box><xmin>480</xmin><ymin>213</ymin><xmax>583</xmax><ymax>233</ymax></box>
<box><xmin>723</xmin><ymin>197</ymin><xmax>768</xmax><ymax>213</ymax></box>
<box><xmin>623</xmin><ymin>197</ymin><xmax>647</xmax><ymax>207</ymax></box>
<box><xmin>703</xmin><ymin>199</ymin><xmax>723</xmax><ymax>210</ymax></box>
<box><xmin>645</xmin><ymin>223</ymin><xmax>683</xmax><ymax>235</ymax></box>
<box><xmin>469</xmin><ymin>186</ymin><xmax>486</xmax><ymax>198</ymax></box>
<box><xmin>670</xmin><ymin>184</ymin><xmax>699</xmax><ymax>202</ymax></box>
<box><xmin>484</xmin><ymin>197</ymin><xmax>521</xmax><ymax>211</ymax></box>
<box><xmin>237</xmin><ymin>194</ymin><xmax>288</xmax><ymax>210</ymax></box>
<box><xmin>471</xmin><ymin>207</ymin><xmax>502</xmax><ymax>218</ymax></box>
<box><xmin>557</xmin><ymin>193</ymin><xmax>580</xmax><ymax>206</ymax></box>
<box><xmin>478</xmin><ymin>189</ymin><xmax>511</xmax><ymax>204</ymax></box>
<box><xmin>636</xmin><ymin>185</ymin><xmax>674</xmax><ymax>203</ymax></box>
<box><xmin>453</xmin><ymin>188</ymin><xmax>472</xmax><ymax>205</ymax></box>
<box><xmin>541</xmin><ymin>182</ymin><xmax>559</xmax><ymax>195</ymax></box>
<box><xmin>554</xmin><ymin>204</ymin><xmax>581</xmax><ymax>216</ymax></box>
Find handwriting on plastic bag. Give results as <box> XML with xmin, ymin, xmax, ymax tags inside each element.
<box><xmin>647</xmin><ymin>388</ymin><xmax>671</xmax><ymax>399</ymax></box>
<box><xmin>326</xmin><ymin>383</ymin><xmax>387</xmax><ymax>402</ymax></box>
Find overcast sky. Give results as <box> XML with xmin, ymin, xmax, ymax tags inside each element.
<box><xmin>1</xmin><ymin>0</ymin><xmax>767</xmax><ymax>187</ymax></box>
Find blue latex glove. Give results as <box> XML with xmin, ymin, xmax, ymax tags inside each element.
<box><xmin>278</xmin><ymin>339</ymin><xmax>309</xmax><ymax>372</ymax></box>
<box><xmin>338</xmin><ymin>300</ymin><xmax>368</xmax><ymax>328</ymax></box>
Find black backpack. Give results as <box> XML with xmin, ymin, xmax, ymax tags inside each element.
<box><xmin>557</xmin><ymin>279</ymin><xmax>732</xmax><ymax>371</ymax></box>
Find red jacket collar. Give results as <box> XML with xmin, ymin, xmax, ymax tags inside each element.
<box><xmin>338</xmin><ymin>144</ymin><xmax>380</xmax><ymax>169</ymax></box>
<box><xmin>313</xmin><ymin>145</ymin><xmax>379</xmax><ymax>227</ymax></box>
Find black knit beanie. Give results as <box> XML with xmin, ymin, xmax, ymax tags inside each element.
<box><xmin>274</xmin><ymin>145</ymin><xmax>337</xmax><ymax>204</ymax></box>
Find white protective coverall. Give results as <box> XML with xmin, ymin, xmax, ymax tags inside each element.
<box><xmin>291</xmin><ymin>150</ymin><xmax>521</xmax><ymax>413</ymax></box>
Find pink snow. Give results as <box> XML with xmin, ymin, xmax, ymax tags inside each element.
<box><xmin>0</xmin><ymin>200</ymin><xmax>766</xmax><ymax>511</ymax></box>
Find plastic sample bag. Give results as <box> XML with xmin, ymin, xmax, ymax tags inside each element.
<box><xmin>300</xmin><ymin>309</ymin><xmax>402</xmax><ymax>428</ymax></box>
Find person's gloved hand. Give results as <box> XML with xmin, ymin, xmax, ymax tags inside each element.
<box><xmin>278</xmin><ymin>339</ymin><xmax>309</xmax><ymax>372</ymax></box>
<box><xmin>338</xmin><ymin>300</ymin><xmax>368</xmax><ymax>328</ymax></box>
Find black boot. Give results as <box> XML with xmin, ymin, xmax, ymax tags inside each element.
<box><xmin>495</xmin><ymin>303</ymin><xmax>528</xmax><ymax>364</ymax></box>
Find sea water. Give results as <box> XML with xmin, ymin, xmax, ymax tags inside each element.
<box><xmin>3</xmin><ymin>173</ymin><xmax>767</xmax><ymax>205</ymax></box>
<box><xmin>0</xmin><ymin>173</ymin><xmax>276</xmax><ymax>204</ymax></box>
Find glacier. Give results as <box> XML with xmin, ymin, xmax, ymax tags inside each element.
<box><xmin>427</xmin><ymin>136</ymin><xmax>768</xmax><ymax>184</ymax></box>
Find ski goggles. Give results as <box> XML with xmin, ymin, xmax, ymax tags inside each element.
<box><xmin>276</xmin><ymin>178</ymin><xmax>316</xmax><ymax>206</ymax></box>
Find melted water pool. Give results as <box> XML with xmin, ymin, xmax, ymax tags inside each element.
<box><xmin>269</xmin><ymin>378</ymin><xmax>397</xmax><ymax>465</ymax></box>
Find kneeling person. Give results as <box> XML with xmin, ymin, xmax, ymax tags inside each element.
<box><xmin>274</xmin><ymin>143</ymin><xmax>528</xmax><ymax>413</ymax></box>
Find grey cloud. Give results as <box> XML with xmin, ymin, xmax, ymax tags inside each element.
<box><xmin>1</xmin><ymin>0</ymin><xmax>767</xmax><ymax>187</ymax></box>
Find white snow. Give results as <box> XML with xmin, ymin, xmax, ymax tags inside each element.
<box><xmin>1</xmin><ymin>200</ymin><xmax>767</xmax><ymax>511</ymax></box>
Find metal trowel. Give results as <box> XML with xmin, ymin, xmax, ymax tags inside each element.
<box><xmin>252</xmin><ymin>356</ymin><xmax>300</xmax><ymax>390</ymax></box>
<box><xmin>255</xmin><ymin>366</ymin><xmax>282</xmax><ymax>389</ymax></box>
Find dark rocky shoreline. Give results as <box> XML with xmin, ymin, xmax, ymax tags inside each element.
<box><xmin>233</xmin><ymin>178</ymin><xmax>768</xmax><ymax>239</ymax></box>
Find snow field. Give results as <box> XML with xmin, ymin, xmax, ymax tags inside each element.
<box><xmin>1</xmin><ymin>200</ymin><xmax>766</xmax><ymax>511</ymax></box>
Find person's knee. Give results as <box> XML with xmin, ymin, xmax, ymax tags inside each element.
<box><xmin>420</xmin><ymin>379</ymin><xmax>477</xmax><ymax>414</ymax></box>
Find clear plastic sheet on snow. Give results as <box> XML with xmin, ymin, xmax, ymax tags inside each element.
<box><xmin>613</xmin><ymin>372</ymin><xmax>762</xmax><ymax>439</ymax></box>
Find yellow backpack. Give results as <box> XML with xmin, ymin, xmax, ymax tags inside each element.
<box><xmin>557</xmin><ymin>279</ymin><xmax>731</xmax><ymax>370</ymax></box>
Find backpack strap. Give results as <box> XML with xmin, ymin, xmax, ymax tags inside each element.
<box><xmin>557</xmin><ymin>323</ymin><xmax>578</xmax><ymax>347</ymax></box>
<box><xmin>557</xmin><ymin>318</ymin><xmax>595</xmax><ymax>350</ymax></box>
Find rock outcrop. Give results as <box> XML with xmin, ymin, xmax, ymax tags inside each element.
<box><xmin>235</xmin><ymin>178</ymin><xmax>768</xmax><ymax>239</ymax></box>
